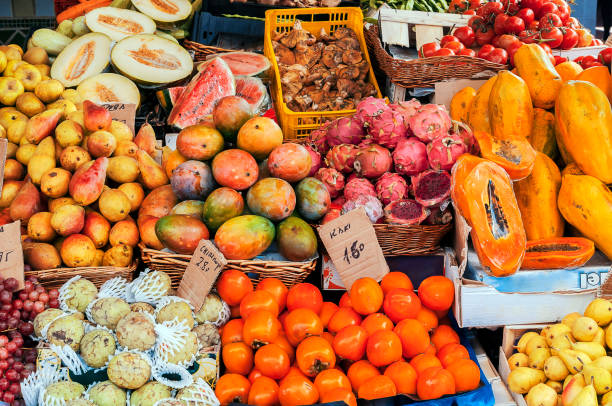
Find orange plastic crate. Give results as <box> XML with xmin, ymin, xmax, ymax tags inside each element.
<box><xmin>264</xmin><ymin>7</ymin><xmax>382</xmax><ymax>140</ymax></box>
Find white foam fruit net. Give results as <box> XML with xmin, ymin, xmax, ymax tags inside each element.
<box><xmin>58</xmin><ymin>276</ymin><xmax>82</xmax><ymax>313</ymax></box>
<box><xmin>48</xmin><ymin>344</ymin><xmax>90</xmax><ymax>376</ymax></box>
<box><xmin>152</xmin><ymin>362</ymin><xmax>193</xmax><ymax>390</ymax></box>
<box><xmin>128</xmin><ymin>270</ymin><xmax>169</xmax><ymax>305</ymax></box>
<box><xmin>176</xmin><ymin>378</ymin><xmax>219</xmax><ymax>406</ymax></box>
<box><xmin>98</xmin><ymin>277</ymin><xmax>129</xmax><ymax>300</ymax></box>
<box><xmin>22</xmin><ymin>361</ymin><xmax>68</xmax><ymax>406</ymax></box>
<box><xmin>154</xmin><ymin>318</ymin><xmax>195</xmax><ymax>367</ymax></box>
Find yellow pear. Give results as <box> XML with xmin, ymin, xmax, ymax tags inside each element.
<box><xmin>550</xmin><ymin>335</ymin><xmax>573</xmax><ymax>356</ymax></box>
<box><xmin>530</xmin><ymin>347</ymin><xmax>551</xmax><ymax>370</ymax></box>
<box><xmin>526</xmin><ymin>335</ymin><xmax>549</xmax><ymax>355</ymax></box>
<box><xmin>562</xmin><ymin>374</ymin><xmax>585</xmax><ymax>405</ymax></box>
<box><xmin>109</xmin><ymin>120</ymin><xmax>133</xmax><ymax>143</ymax></box>
<box><xmin>27</xmin><ymin>136</ymin><xmax>55</xmax><ymax>184</ymax></box>
<box><xmin>569</xmin><ymin>381</ymin><xmax>597</xmax><ymax>406</ymax></box>
<box><xmin>518</xmin><ymin>332</ymin><xmax>541</xmax><ymax>353</ymax></box>
<box><xmin>546</xmin><ymin>380</ymin><xmax>562</xmax><ymax>394</ymax></box>
<box><xmin>588</xmin><ymin>356</ymin><xmax>612</xmax><ymax>373</ymax></box>
<box><xmin>508</xmin><ymin>353</ymin><xmax>529</xmax><ymax>370</ymax></box>
<box><xmin>572</xmin><ymin>317</ymin><xmax>598</xmax><ymax>341</ymax></box>
<box><xmin>526</xmin><ymin>383</ymin><xmax>557</xmax><ymax>406</ymax></box>
<box><xmin>563</xmin><ymin>373</ymin><xmax>584</xmax><ymax>391</ymax></box>
<box><xmin>508</xmin><ymin>367</ymin><xmax>547</xmax><ymax>394</ymax></box>
<box><xmin>557</xmin><ymin>348</ymin><xmax>592</xmax><ymax>374</ymax></box>
<box><xmin>563</xmin><ymin>312</ymin><xmax>582</xmax><ymax>328</ymax></box>
<box><xmin>605</xmin><ymin>324</ymin><xmax>612</xmax><ymax>351</ymax></box>
<box><xmin>601</xmin><ymin>390</ymin><xmax>612</xmax><ymax>406</ymax></box>
<box><xmin>570</xmin><ymin>341</ymin><xmax>606</xmax><ymax>360</ymax></box>
<box><xmin>544</xmin><ymin>356</ymin><xmax>569</xmax><ymax>381</ymax></box>
<box><xmin>584</xmin><ymin>298</ymin><xmax>612</xmax><ymax>326</ymax></box>
<box><xmin>542</xmin><ymin>324</ymin><xmax>572</xmax><ymax>346</ymax></box>
<box><xmin>592</xmin><ymin>327</ymin><xmax>605</xmax><ymax>346</ymax></box>
<box><xmin>582</xmin><ymin>364</ymin><xmax>612</xmax><ymax>394</ymax></box>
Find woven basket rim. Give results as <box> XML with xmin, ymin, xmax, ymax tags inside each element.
<box><xmin>25</xmin><ymin>260</ymin><xmax>138</xmax><ymax>274</ymax></box>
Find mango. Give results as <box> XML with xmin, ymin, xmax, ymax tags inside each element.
<box><xmin>202</xmin><ymin>187</ymin><xmax>244</xmax><ymax>230</ymax></box>
<box><xmin>102</xmin><ymin>245</ymin><xmax>133</xmax><ymax>267</ymax></box>
<box><xmin>137</xmin><ymin>184</ymin><xmax>177</xmax><ymax>223</ymax></box>
<box><xmin>83</xmin><ymin>211</ymin><xmax>110</xmax><ymax>248</ymax></box>
<box><xmin>277</xmin><ymin>216</ymin><xmax>318</xmax><ymax>261</ymax></box>
<box><xmin>92</xmin><ymin>249</ymin><xmax>104</xmax><ymax>266</ymax></box>
<box><xmin>155</xmin><ymin>214</ymin><xmax>209</xmax><ymax>254</ymax></box>
<box><xmin>98</xmin><ymin>189</ymin><xmax>131</xmax><ymax>222</ymax></box>
<box><xmin>170</xmin><ymin>200</ymin><xmax>205</xmax><ymax>218</ymax></box>
<box><xmin>214</xmin><ymin>215</ymin><xmax>275</xmax><ymax>260</ymax></box>
<box><xmin>69</xmin><ymin>157</ymin><xmax>108</xmax><ymax>205</ymax></box>
<box><xmin>138</xmin><ymin>215</ymin><xmax>163</xmax><ymax>250</ymax></box>
<box><xmin>51</xmin><ymin>204</ymin><xmax>85</xmax><ymax>236</ymax></box>
<box><xmin>60</xmin><ymin>234</ymin><xmax>96</xmax><ymax>267</ymax></box>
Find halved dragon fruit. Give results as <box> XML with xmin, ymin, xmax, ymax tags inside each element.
<box><xmin>393</xmin><ymin>137</ymin><xmax>429</xmax><ymax>176</ymax></box>
<box><xmin>412</xmin><ymin>169</ymin><xmax>452</xmax><ymax>207</ymax></box>
<box><xmin>325</xmin><ymin>144</ymin><xmax>359</xmax><ymax>174</ymax></box>
<box><xmin>344</xmin><ymin>177</ymin><xmax>376</xmax><ymax>201</ymax></box>
<box><xmin>427</xmin><ymin>133</ymin><xmax>468</xmax><ymax>171</ymax></box>
<box><xmin>408</xmin><ymin>104</ymin><xmax>452</xmax><ymax>143</ymax></box>
<box><xmin>384</xmin><ymin>199</ymin><xmax>429</xmax><ymax>225</ymax></box>
<box><xmin>355</xmin><ymin>97</ymin><xmax>389</xmax><ymax>127</ymax></box>
<box><xmin>326</xmin><ymin>116</ymin><xmax>364</xmax><ymax>147</ymax></box>
<box><xmin>375</xmin><ymin>173</ymin><xmax>408</xmax><ymax>205</ymax></box>
<box><xmin>315</xmin><ymin>168</ymin><xmax>345</xmax><ymax>198</ymax></box>
<box><xmin>390</xmin><ymin>99</ymin><xmax>421</xmax><ymax>124</ymax></box>
<box><xmin>310</xmin><ymin>121</ymin><xmax>332</xmax><ymax>154</ymax></box>
<box><xmin>342</xmin><ymin>195</ymin><xmax>384</xmax><ymax>223</ymax></box>
<box><xmin>367</xmin><ymin>109</ymin><xmax>408</xmax><ymax>149</ymax></box>
<box><xmin>353</xmin><ymin>144</ymin><xmax>393</xmax><ymax>178</ymax></box>
<box><xmin>304</xmin><ymin>145</ymin><xmax>322</xmax><ymax>177</ymax></box>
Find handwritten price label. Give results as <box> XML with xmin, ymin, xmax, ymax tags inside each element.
<box><xmin>102</xmin><ymin>103</ymin><xmax>136</xmax><ymax>135</ymax></box>
<box><xmin>177</xmin><ymin>239</ymin><xmax>227</xmax><ymax>310</ymax></box>
<box><xmin>0</xmin><ymin>221</ymin><xmax>24</xmax><ymax>290</ymax></box>
<box><xmin>318</xmin><ymin>207</ymin><xmax>389</xmax><ymax>290</ymax></box>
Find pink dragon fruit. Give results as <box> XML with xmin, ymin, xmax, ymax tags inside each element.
<box><xmin>310</xmin><ymin>121</ymin><xmax>332</xmax><ymax>154</ymax></box>
<box><xmin>375</xmin><ymin>173</ymin><xmax>408</xmax><ymax>205</ymax></box>
<box><xmin>390</xmin><ymin>99</ymin><xmax>421</xmax><ymax>124</ymax></box>
<box><xmin>346</xmin><ymin>173</ymin><xmax>361</xmax><ymax>183</ymax></box>
<box><xmin>344</xmin><ymin>178</ymin><xmax>376</xmax><ymax>201</ymax></box>
<box><xmin>452</xmin><ymin>120</ymin><xmax>478</xmax><ymax>154</ymax></box>
<box><xmin>321</xmin><ymin>208</ymin><xmax>342</xmax><ymax>224</ymax></box>
<box><xmin>411</xmin><ymin>169</ymin><xmax>452</xmax><ymax>207</ymax></box>
<box><xmin>355</xmin><ymin>97</ymin><xmax>390</xmax><ymax>127</ymax></box>
<box><xmin>325</xmin><ymin>144</ymin><xmax>359</xmax><ymax>174</ymax></box>
<box><xmin>342</xmin><ymin>195</ymin><xmax>384</xmax><ymax>223</ymax></box>
<box><xmin>326</xmin><ymin>116</ymin><xmax>365</xmax><ymax>147</ymax></box>
<box><xmin>304</xmin><ymin>145</ymin><xmax>322</xmax><ymax>177</ymax></box>
<box><xmin>358</xmin><ymin>138</ymin><xmax>374</xmax><ymax>148</ymax></box>
<box><xmin>383</xmin><ymin>199</ymin><xmax>429</xmax><ymax>225</ymax></box>
<box><xmin>408</xmin><ymin>104</ymin><xmax>452</xmax><ymax>143</ymax></box>
<box><xmin>367</xmin><ymin>109</ymin><xmax>408</xmax><ymax>149</ymax></box>
<box><xmin>392</xmin><ymin>137</ymin><xmax>429</xmax><ymax>176</ymax></box>
<box><xmin>315</xmin><ymin>168</ymin><xmax>345</xmax><ymax>198</ymax></box>
<box><xmin>332</xmin><ymin>196</ymin><xmax>346</xmax><ymax>207</ymax></box>
<box><xmin>427</xmin><ymin>133</ymin><xmax>468</xmax><ymax>171</ymax></box>
<box><xmin>353</xmin><ymin>144</ymin><xmax>393</xmax><ymax>178</ymax></box>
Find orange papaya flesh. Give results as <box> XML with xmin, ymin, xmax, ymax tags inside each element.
<box><xmin>474</xmin><ymin>131</ymin><xmax>537</xmax><ymax>180</ymax></box>
<box><xmin>522</xmin><ymin>237</ymin><xmax>595</xmax><ymax>270</ymax></box>
<box><xmin>450</xmin><ymin>154</ymin><xmax>485</xmax><ymax>222</ymax></box>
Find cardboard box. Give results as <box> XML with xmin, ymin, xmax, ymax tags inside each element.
<box><xmin>434</xmin><ymin>79</ymin><xmax>489</xmax><ymax>109</ymax></box>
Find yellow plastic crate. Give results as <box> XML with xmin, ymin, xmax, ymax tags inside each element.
<box><xmin>264</xmin><ymin>7</ymin><xmax>382</xmax><ymax>140</ymax></box>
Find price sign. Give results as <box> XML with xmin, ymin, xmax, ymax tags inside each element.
<box><xmin>177</xmin><ymin>239</ymin><xmax>227</xmax><ymax>310</ymax></box>
<box><xmin>102</xmin><ymin>103</ymin><xmax>136</xmax><ymax>135</ymax></box>
<box><xmin>318</xmin><ymin>207</ymin><xmax>389</xmax><ymax>290</ymax></box>
<box><xmin>0</xmin><ymin>139</ymin><xmax>6</xmax><ymax>195</ymax></box>
<box><xmin>0</xmin><ymin>221</ymin><xmax>24</xmax><ymax>291</ymax></box>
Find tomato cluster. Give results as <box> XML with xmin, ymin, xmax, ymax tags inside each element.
<box><xmin>214</xmin><ymin>270</ymin><xmax>482</xmax><ymax>406</ymax></box>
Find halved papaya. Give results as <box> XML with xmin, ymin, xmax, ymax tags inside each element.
<box><xmin>522</xmin><ymin>237</ymin><xmax>595</xmax><ymax>269</ymax></box>
<box><xmin>450</xmin><ymin>154</ymin><xmax>484</xmax><ymax>222</ymax></box>
<box><xmin>474</xmin><ymin>131</ymin><xmax>537</xmax><ymax>180</ymax></box>
<box><xmin>463</xmin><ymin>161</ymin><xmax>526</xmax><ymax>277</ymax></box>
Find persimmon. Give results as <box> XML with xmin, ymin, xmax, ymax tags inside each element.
<box><xmin>339</xmin><ymin>292</ymin><xmax>352</xmax><ymax>308</ymax></box>
<box><xmin>431</xmin><ymin>325</ymin><xmax>460</xmax><ymax>350</ymax></box>
<box><xmin>243</xmin><ymin>310</ymin><xmax>280</xmax><ymax>349</ymax></box>
<box><xmin>215</xmin><ymin>373</ymin><xmax>251</xmax><ymax>405</ymax></box>
<box><xmin>409</xmin><ymin>353</ymin><xmax>442</xmax><ymax>375</ymax></box>
<box><xmin>271</xmin><ymin>334</ymin><xmax>295</xmax><ymax>363</ymax></box>
<box><xmin>321</xmin><ymin>332</ymin><xmax>334</xmax><ymax>344</ymax></box>
<box><xmin>425</xmin><ymin>343</ymin><xmax>437</xmax><ymax>356</ymax></box>
<box><xmin>248</xmin><ymin>376</ymin><xmax>279</xmax><ymax>406</ymax></box>
<box><xmin>380</xmin><ymin>272</ymin><xmax>413</xmax><ymax>295</ymax></box>
<box><xmin>416</xmin><ymin>307</ymin><xmax>439</xmax><ymax>332</ymax></box>
<box><xmin>394</xmin><ymin>319</ymin><xmax>430</xmax><ymax>359</ymax></box>
<box><xmin>319</xmin><ymin>302</ymin><xmax>339</xmax><ymax>329</ymax></box>
<box><xmin>437</xmin><ymin>343</ymin><xmax>470</xmax><ymax>368</ymax></box>
<box><xmin>357</xmin><ymin>375</ymin><xmax>397</xmax><ymax>400</ymax></box>
<box><xmin>278</xmin><ymin>375</ymin><xmax>319</xmax><ymax>406</ymax></box>
<box><xmin>361</xmin><ymin>313</ymin><xmax>394</xmax><ymax>336</ymax></box>
<box><xmin>256</xmin><ymin>277</ymin><xmax>288</xmax><ymax>311</ymax></box>
<box><xmin>296</xmin><ymin>336</ymin><xmax>336</xmax><ymax>377</ymax></box>
<box><xmin>327</xmin><ymin>307</ymin><xmax>361</xmax><ymax>334</ymax></box>
<box><xmin>222</xmin><ymin>342</ymin><xmax>253</xmax><ymax>375</ymax></box>
<box><xmin>313</xmin><ymin>368</ymin><xmax>352</xmax><ymax>396</ymax></box>
<box><xmin>248</xmin><ymin>368</ymin><xmax>263</xmax><ymax>383</ymax></box>
<box><xmin>221</xmin><ymin>318</ymin><xmax>243</xmax><ymax>345</ymax></box>
<box><xmin>366</xmin><ymin>330</ymin><xmax>402</xmax><ymax>367</ymax></box>
<box><xmin>446</xmin><ymin>359</ymin><xmax>481</xmax><ymax>392</ymax></box>
<box><xmin>217</xmin><ymin>269</ymin><xmax>253</xmax><ymax>306</ymax></box>
<box><xmin>332</xmin><ymin>325</ymin><xmax>368</xmax><ymax>361</ymax></box>
<box><xmin>280</xmin><ymin>366</ymin><xmax>306</xmax><ymax>386</ymax></box>
<box><xmin>240</xmin><ymin>290</ymin><xmax>280</xmax><ymax>319</ymax></box>
<box><xmin>320</xmin><ymin>388</ymin><xmax>357</xmax><ymax>406</ymax></box>
<box><xmin>418</xmin><ymin>276</ymin><xmax>455</xmax><ymax>312</ymax></box>
<box><xmin>230</xmin><ymin>305</ymin><xmax>241</xmax><ymax>318</ymax></box>
<box><xmin>254</xmin><ymin>343</ymin><xmax>290</xmax><ymax>380</ymax></box>
<box><xmin>384</xmin><ymin>361</ymin><xmax>417</xmax><ymax>395</ymax></box>
<box><xmin>283</xmin><ymin>308</ymin><xmax>323</xmax><ymax>346</ymax></box>
<box><xmin>286</xmin><ymin>283</ymin><xmax>323</xmax><ymax>314</ymax></box>
<box><xmin>383</xmin><ymin>288</ymin><xmax>421</xmax><ymax>323</ymax></box>
<box><xmin>416</xmin><ymin>367</ymin><xmax>456</xmax><ymax>400</ymax></box>
<box><xmin>347</xmin><ymin>360</ymin><xmax>380</xmax><ymax>392</ymax></box>
<box><xmin>278</xmin><ymin>311</ymin><xmax>289</xmax><ymax>326</ymax></box>
<box><xmin>350</xmin><ymin>277</ymin><xmax>383</xmax><ymax>315</ymax></box>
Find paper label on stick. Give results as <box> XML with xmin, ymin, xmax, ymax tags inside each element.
<box><xmin>318</xmin><ymin>207</ymin><xmax>389</xmax><ymax>290</ymax></box>
<box><xmin>0</xmin><ymin>221</ymin><xmax>24</xmax><ymax>290</ymax></box>
<box><xmin>102</xmin><ymin>103</ymin><xmax>136</xmax><ymax>135</ymax></box>
<box><xmin>0</xmin><ymin>138</ymin><xmax>6</xmax><ymax>196</ymax></box>
<box><xmin>177</xmin><ymin>239</ymin><xmax>227</xmax><ymax>310</ymax></box>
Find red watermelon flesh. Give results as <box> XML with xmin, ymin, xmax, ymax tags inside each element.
<box><xmin>168</xmin><ymin>58</ymin><xmax>236</xmax><ymax>129</ymax></box>
<box><xmin>156</xmin><ymin>86</ymin><xmax>185</xmax><ymax>111</ymax></box>
<box><xmin>216</xmin><ymin>52</ymin><xmax>271</xmax><ymax>77</ymax></box>
<box><xmin>236</xmin><ymin>76</ymin><xmax>269</xmax><ymax>115</ymax></box>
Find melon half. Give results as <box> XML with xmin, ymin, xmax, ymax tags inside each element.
<box><xmin>50</xmin><ymin>32</ymin><xmax>112</xmax><ymax>87</ymax></box>
<box><xmin>110</xmin><ymin>34</ymin><xmax>193</xmax><ymax>85</ymax></box>
<box><xmin>131</xmin><ymin>0</ymin><xmax>191</xmax><ymax>25</ymax></box>
<box><xmin>77</xmin><ymin>73</ymin><xmax>140</xmax><ymax>106</ymax></box>
<box><xmin>85</xmin><ymin>7</ymin><xmax>156</xmax><ymax>42</ymax></box>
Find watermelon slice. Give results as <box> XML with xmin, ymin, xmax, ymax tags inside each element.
<box><xmin>156</xmin><ymin>86</ymin><xmax>185</xmax><ymax>111</ymax></box>
<box><xmin>205</xmin><ymin>52</ymin><xmax>271</xmax><ymax>78</ymax></box>
<box><xmin>236</xmin><ymin>76</ymin><xmax>269</xmax><ymax>115</ymax></box>
<box><xmin>168</xmin><ymin>58</ymin><xmax>235</xmax><ymax>129</ymax></box>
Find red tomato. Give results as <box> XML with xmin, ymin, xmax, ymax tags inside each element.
<box><xmin>494</xmin><ymin>34</ymin><xmax>520</xmax><ymax>50</ymax></box>
<box><xmin>528</xmin><ymin>20</ymin><xmax>540</xmax><ymax>31</ymax></box>
<box><xmin>536</xmin><ymin>1</ymin><xmax>558</xmax><ymax>18</ymax></box>
<box><xmin>453</xmin><ymin>26</ymin><xmax>475</xmax><ymax>47</ymax></box>
<box><xmin>507</xmin><ymin>41</ymin><xmax>524</xmax><ymax>65</ymax></box>
<box><xmin>553</xmin><ymin>55</ymin><xmax>567</xmax><ymax>65</ymax></box>
<box><xmin>478</xmin><ymin>1</ymin><xmax>503</xmax><ymax>21</ymax></box>
<box><xmin>504</xmin><ymin>16</ymin><xmax>525</xmax><ymax>35</ymax></box>
<box><xmin>541</xmin><ymin>27</ymin><xmax>563</xmax><ymax>48</ymax></box>
<box><xmin>560</xmin><ymin>28</ymin><xmax>578</xmax><ymax>50</ymax></box>
<box><xmin>419</xmin><ymin>42</ymin><xmax>440</xmax><ymax>57</ymax></box>
<box><xmin>468</xmin><ymin>15</ymin><xmax>485</xmax><ymax>30</ymax></box>
<box><xmin>539</xmin><ymin>12</ymin><xmax>562</xmax><ymax>29</ymax></box>
<box><xmin>457</xmin><ymin>48</ymin><xmax>477</xmax><ymax>56</ymax></box>
<box><xmin>599</xmin><ymin>48</ymin><xmax>612</xmax><ymax>65</ymax></box>
<box><xmin>485</xmin><ymin>48</ymin><xmax>508</xmax><ymax>64</ymax></box>
<box><xmin>519</xmin><ymin>29</ymin><xmax>538</xmax><ymax>44</ymax></box>
<box><xmin>574</xmin><ymin>56</ymin><xmax>586</xmax><ymax>66</ymax></box>
<box><xmin>286</xmin><ymin>283</ymin><xmax>323</xmax><ymax>314</ymax></box>
<box><xmin>494</xmin><ymin>14</ymin><xmax>509</xmax><ymax>35</ymax></box>
<box><xmin>448</xmin><ymin>0</ymin><xmax>470</xmax><ymax>13</ymax></box>
<box><xmin>433</xmin><ymin>48</ymin><xmax>456</xmax><ymax>56</ymax></box>
<box><xmin>383</xmin><ymin>288</ymin><xmax>422</xmax><ymax>323</ymax></box>
<box><xmin>555</xmin><ymin>2</ymin><xmax>570</xmax><ymax>21</ymax></box>
<box><xmin>440</xmin><ymin>35</ymin><xmax>460</xmax><ymax>47</ymax></box>
<box><xmin>516</xmin><ymin>8</ymin><xmax>535</xmax><ymax>26</ymax></box>
<box><xmin>566</xmin><ymin>17</ymin><xmax>581</xmax><ymax>29</ymax></box>
<box><xmin>583</xmin><ymin>60</ymin><xmax>605</xmax><ymax>69</ymax></box>
<box><xmin>475</xmin><ymin>25</ymin><xmax>495</xmax><ymax>45</ymax></box>
<box><xmin>444</xmin><ymin>41</ymin><xmax>465</xmax><ymax>53</ymax></box>
<box><xmin>538</xmin><ymin>42</ymin><xmax>553</xmax><ymax>56</ymax></box>
<box><xmin>463</xmin><ymin>9</ymin><xmax>477</xmax><ymax>14</ymax></box>
<box><xmin>522</xmin><ymin>0</ymin><xmax>544</xmax><ymax>15</ymax></box>
<box><xmin>477</xmin><ymin>44</ymin><xmax>496</xmax><ymax>59</ymax></box>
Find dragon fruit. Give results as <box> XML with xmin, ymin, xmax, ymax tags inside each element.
<box><xmin>321</xmin><ymin>208</ymin><xmax>342</xmax><ymax>224</ymax></box>
<box><xmin>355</xmin><ymin>97</ymin><xmax>390</xmax><ymax>128</ymax></box>
<box><xmin>408</xmin><ymin>104</ymin><xmax>452</xmax><ymax>143</ymax></box>
<box><xmin>427</xmin><ymin>133</ymin><xmax>468</xmax><ymax>171</ymax></box>
<box><xmin>393</xmin><ymin>137</ymin><xmax>429</xmax><ymax>176</ymax></box>
<box><xmin>304</xmin><ymin>145</ymin><xmax>322</xmax><ymax>177</ymax></box>
<box><xmin>353</xmin><ymin>144</ymin><xmax>393</xmax><ymax>178</ymax></box>
<box><xmin>367</xmin><ymin>109</ymin><xmax>408</xmax><ymax>149</ymax></box>
<box><xmin>325</xmin><ymin>144</ymin><xmax>359</xmax><ymax>174</ymax></box>
<box><xmin>358</xmin><ymin>138</ymin><xmax>374</xmax><ymax>148</ymax></box>
<box><xmin>375</xmin><ymin>173</ymin><xmax>408</xmax><ymax>205</ymax></box>
<box><xmin>326</xmin><ymin>116</ymin><xmax>365</xmax><ymax>147</ymax></box>
<box><xmin>342</xmin><ymin>195</ymin><xmax>384</xmax><ymax>223</ymax></box>
<box><xmin>411</xmin><ymin>169</ymin><xmax>452</xmax><ymax>207</ymax></box>
<box><xmin>384</xmin><ymin>199</ymin><xmax>429</xmax><ymax>225</ymax></box>
<box><xmin>315</xmin><ymin>168</ymin><xmax>345</xmax><ymax>198</ymax></box>
<box><xmin>310</xmin><ymin>121</ymin><xmax>332</xmax><ymax>154</ymax></box>
<box><xmin>390</xmin><ymin>99</ymin><xmax>421</xmax><ymax>124</ymax></box>
<box><xmin>344</xmin><ymin>178</ymin><xmax>376</xmax><ymax>201</ymax></box>
<box><xmin>346</xmin><ymin>173</ymin><xmax>361</xmax><ymax>183</ymax></box>
<box><xmin>452</xmin><ymin>120</ymin><xmax>478</xmax><ymax>154</ymax></box>
<box><xmin>332</xmin><ymin>196</ymin><xmax>346</xmax><ymax>207</ymax></box>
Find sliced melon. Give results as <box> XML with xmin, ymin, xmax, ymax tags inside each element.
<box><xmin>131</xmin><ymin>0</ymin><xmax>191</xmax><ymax>25</ymax></box>
<box><xmin>50</xmin><ymin>33</ymin><xmax>112</xmax><ymax>87</ymax></box>
<box><xmin>85</xmin><ymin>7</ymin><xmax>156</xmax><ymax>42</ymax></box>
<box><xmin>110</xmin><ymin>34</ymin><xmax>193</xmax><ymax>85</ymax></box>
<box><xmin>155</xmin><ymin>30</ymin><xmax>179</xmax><ymax>43</ymax></box>
<box><xmin>77</xmin><ymin>73</ymin><xmax>141</xmax><ymax>106</ymax></box>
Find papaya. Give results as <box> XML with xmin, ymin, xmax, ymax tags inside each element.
<box><xmin>513</xmin><ymin>152</ymin><xmax>564</xmax><ymax>240</ymax></box>
<box><xmin>555</xmin><ymin>80</ymin><xmax>612</xmax><ymax>183</ymax></box>
<box><xmin>467</xmin><ymin>76</ymin><xmax>497</xmax><ymax>134</ymax></box>
<box><xmin>462</xmin><ymin>161</ymin><xmax>526</xmax><ymax>276</ymax></box>
<box><xmin>561</xmin><ymin>163</ymin><xmax>583</xmax><ymax>176</ymax></box>
<box><xmin>527</xmin><ymin>108</ymin><xmax>557</xmax><ymax>159</ymax></box>
<box><xmin>555</xmin><ymin>61</ymin><xmax>583</xmax><ymax>82</ymax></box>
<box><xmin>473</xmin><ymin>131</ymin><xmax>537</xmax><ymax>180</ymax></box>
<box><xmin>514</xmin><ymin>43</ymin><xmax>563</xmax><ymax>109</ymax></box>
<box><xmin>488</xmin><ymin>70</ymin><xmax>533</xmax><ymax>140</ymax></box>
<box><xmin>451</xmin><ymin>154</ymin><xmax>485</xmax><ymax>222</ymax></box>
<box><xmin>557</xmin><ymin>173</ymin><xmax>612</xmax><ymax>260</ymax></box>
<box><xmin>522</xmin><ymin>237</ymin><xmax>595</xmax><ymax>269</ymax></box>
<box><xmin>450</xmin><ymin>86</ymin><xmax>476</xmax><ymax>124</ymax></box>
<box><xmin>575</xmin><ymin>66</ymin><xmax>612</xmax><ymax>102</ymax></box>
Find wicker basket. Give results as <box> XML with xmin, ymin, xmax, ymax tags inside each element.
<box><xmin>25</xmin><ymin>262</ymin><xmax>137</xmax><ymax>290</ymax></box>
<box><xmin>373</xmin><ymin>222</ymin><xmax>453</xmax><ymax>256</ymax></box>
<box><xmin>182</xmin><ymin>40</ymin><xmax>233</xmax><ymax>62</ymax></box>
<box><xmin>364</xmin><ymin>24</ymin><xmax>507</xmax><ymax>88</ymax></box>
<box><xmin>139</xmin><ymin>243</ymin><xmax>317</xmax><ymax>288</ymax></box>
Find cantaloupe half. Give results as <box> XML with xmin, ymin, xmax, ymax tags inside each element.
<box><xmin>50</xmin><ymin>32</ymin><xmax>111</xmax><ymax>87</ymax></box>
<box><xmin>77</xmin><ymin>73</ymin><xmax>140</xmax><ymax>106</ymax></box>
<box><xmin>110</xmin><ymin>34</ymin><xmax>193</xmax><ymax>85</ymax></box>
<box><xmin>85</xmin><ymin>7</ymin><xmax>156</xmax><ymax>42</ymax></box>
<box><xmin>131</xmin><ymin>0</ymin><xmax>191</xmax><ymax>25</ymax></box>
